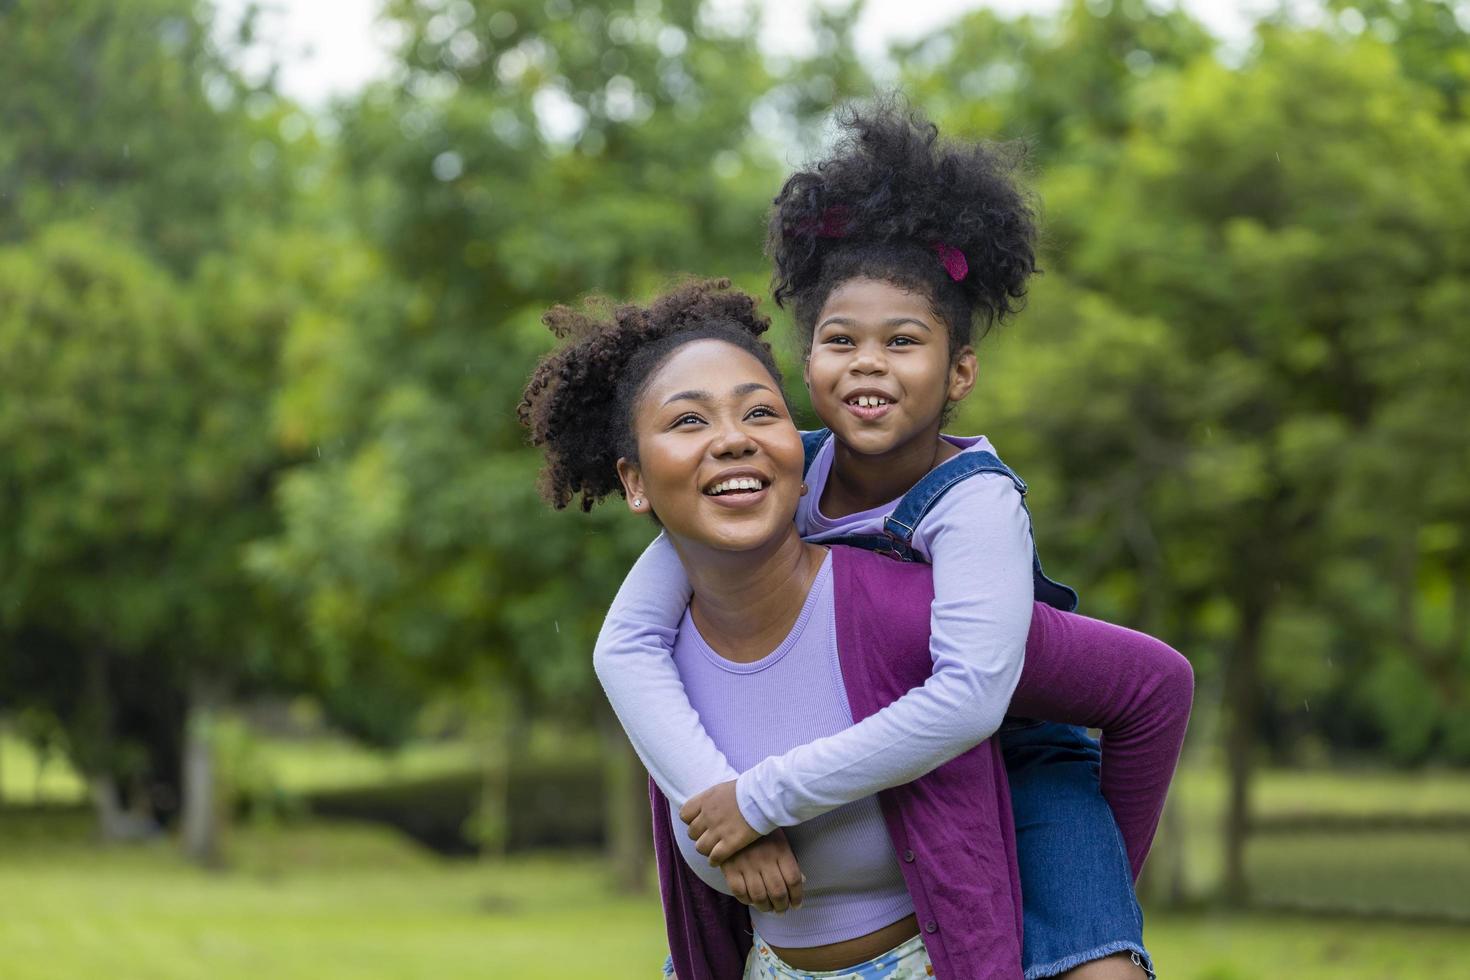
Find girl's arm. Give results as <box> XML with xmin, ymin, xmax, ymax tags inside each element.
<box><xmin>728</xmin><ymin>473</ymin><xmax>1034</xmax><ymax>833</ymax></box>
<box><xmin>592</xmin><ymin>533</ymin><xmax>739</xmax><ymax>806</ymax></box>
<box><xmin>1008</xmin><ymin>605</ymin><xmax>1194</xmax><ymax>880</ymax></box>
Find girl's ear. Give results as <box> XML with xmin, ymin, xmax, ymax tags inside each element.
<box><xmin>947</xmin><ymin>346</ymin><xmax>978</xmax><ymax>403</ymax></box>
<box><xmin>616</xmin><ymin>457</ymin><xmax>649</xmax><ymax>513</ymax></box>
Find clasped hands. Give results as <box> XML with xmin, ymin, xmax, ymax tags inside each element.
<box><xmin>679</xmin><ymin>778</ymin><xmax>804</xmax><ymax>913</ymax></box>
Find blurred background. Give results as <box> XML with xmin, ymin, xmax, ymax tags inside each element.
<box><xmin>1</xmin><ymin>0</ymin><xmax>1468</xmax><ymax>976</ymax></box>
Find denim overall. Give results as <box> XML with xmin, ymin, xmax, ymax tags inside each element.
<box><xmin>801</xmin><ymin>429</ymin><xmax>1153</xmax><ymax>980</ymax></box>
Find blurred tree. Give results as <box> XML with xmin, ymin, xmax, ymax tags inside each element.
<box><xmin>897</xmin><ymin>0</ymin><xmax>1215</xmax><ymax>168</ymax></box>
<box><xmin>0</xmin><ymin>0</ymin><xmax>329</xmax><ymax>860</ymax></box>
<box><xmin>0</xmin><ymin>0</ymin><xmax>294</xmax><ymax>273</ymax></box>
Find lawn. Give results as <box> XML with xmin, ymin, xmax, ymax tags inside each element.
<box><xmin>4</xmin><ymin>732</ymin><xmax>1469</xmax><ymax>976</ymax></box>
<box><xmin>0</xmin><ymin>811</ymin><xmax>1467</xmax><ymax>980</ymax></box>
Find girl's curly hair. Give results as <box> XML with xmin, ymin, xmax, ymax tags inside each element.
<box><xmin>768</xmin><ymin>98</ymin><xmax>1038</xmax><ymax>359</ymax></box>
<box><xmin>517</xmin><ymin>278</ymin><xmax>784</xmax><ymax>512</ymax></box>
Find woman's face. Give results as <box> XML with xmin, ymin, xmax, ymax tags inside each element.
<box><xmin>616</xmin><ymin>339</ymin><xmax>805</xmax><ymax>554</ymax></box>
<box><xmin>804</xmin><ymin>277</ymin><xmax>976</xmax><ymax>457</ymax></box>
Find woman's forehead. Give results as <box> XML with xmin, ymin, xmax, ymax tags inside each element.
<box><xmin>643</xmin><ymin>339</ymin><xmax>775</xmax><ymax>396</ymax></box>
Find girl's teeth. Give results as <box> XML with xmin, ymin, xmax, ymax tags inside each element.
<box><xmin>853</xmin><ymin>395</ymin><xmax>889</xmax><ymax>408</ymax></box>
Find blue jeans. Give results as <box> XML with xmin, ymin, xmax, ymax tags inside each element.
<box><xmin>1001</xmin><ymin>720</ymin><xmax>1155</xmax><ymax>979</ymax></box>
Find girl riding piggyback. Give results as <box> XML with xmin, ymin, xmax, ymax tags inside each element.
<box><xmin>593</xmin><ymin>104</ymin><xmax>1192</xmax><ymax>979</ymax></box>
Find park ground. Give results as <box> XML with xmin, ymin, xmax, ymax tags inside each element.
<box><xmin>2</xmin><ymin>734</ymin><xmax>1467</xmax><ymax>978</ymax></box>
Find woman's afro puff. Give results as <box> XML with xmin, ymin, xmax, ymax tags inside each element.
<box><xmin>517</xmin><ymin>278</ymin><xmax>782</xmax><ymax>512</ymax></box>
<box><xmin>767</xmin><ymin>98</ymin><xmax>1038</xmax><ymax>355</ymax></box>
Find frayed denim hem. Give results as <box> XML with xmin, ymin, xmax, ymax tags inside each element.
<box><xmin>1024</xmin><ymin>940</ymin><xmax>1155</xmax><ymax>980</ymax></box>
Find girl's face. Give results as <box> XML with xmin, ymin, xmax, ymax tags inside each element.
<box><xmin>803</xmin><ymin>277</ymin><xmax>977</xmax><ymax>458</ymax></box>
<box><xmin>616</xmin><ymin>339</ymin><xmax>805</xmax><ymax>554</ymax></box>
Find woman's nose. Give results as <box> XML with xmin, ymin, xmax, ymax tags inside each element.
<box><xmin>710</xmin><ymin>420</ymin><xmax>757</xmax><ymax>457</ymax></box>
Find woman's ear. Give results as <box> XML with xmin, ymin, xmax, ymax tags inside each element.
<box><xmin>947</xmin><ymin>345</ymin><xmax>978</xmax><ymax>403</ymax></box>
<box><xmin>616</xmin><ymin>457</ymin><xmax>649</xmax><ymax>513</ymax></box>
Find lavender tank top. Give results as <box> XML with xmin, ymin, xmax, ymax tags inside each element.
<box><xmin>667</xmin><ymin>554</ymin><xmax>914</xmax><ymax>947</ymax></box>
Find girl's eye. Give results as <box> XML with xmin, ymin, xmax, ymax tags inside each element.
<box><xmin>823</xmin><ymin>335</ymin><xmax>854</xmax><ymax>346</ymax></box>
<box><xmin>889</xmin><ymin>336</ymin><xmax>918</xmax><ymax>347</ymax></box>
<box><xmin>672</xmin><ymin>413</ymin><xmax>705</xmax><ymax>427</ymax></box>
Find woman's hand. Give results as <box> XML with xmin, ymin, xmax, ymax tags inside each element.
<box><xmin>680</xmin><ymin>779</ymin><xmax>759</xmax><ymax>864</ymax></box>
<box><xmin>718</xmin><ymin>829</ymin><xmax>805</xmax><ymax>913</ymax></box>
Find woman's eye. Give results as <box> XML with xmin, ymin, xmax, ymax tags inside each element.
<box><xmin>746</xmin><ymin>406</ymin><xmax>779</xmax><ymax>420</ymax></box>
<box><xmin>672</xmin><ymin>413</ymin><xmax>705</xmax><ymax>427</ymax></box>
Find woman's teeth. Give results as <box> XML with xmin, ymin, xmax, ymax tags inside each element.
<box><xmin>706</xmin><ymin>477</ymin><xmax>765</xmax><ymax>496</ymax></box>
<box><xmin>850</xmin><ymin>395</ymin><xmax>890</xmax><ymax>408</ymax></box>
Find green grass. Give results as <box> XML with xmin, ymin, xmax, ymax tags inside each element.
<box><xmin>0</xmin><ymin>812</ymin><xmax>1467</xmax><ymax>979</ymax></box>
<box><xmin>0</xmin><ymin>731</ymin><xmax>87</xmax><ymax>804</ymax></box>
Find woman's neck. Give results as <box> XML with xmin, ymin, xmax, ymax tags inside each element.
<box><xmin>821</xmin><ymin>428</ymin><xmax>960</xmax><ymax>519</ymax></box>
<box><xmin>672</xmin><ymin>526</ymin><xmax>827</xmax><ymax>664</ymax></box>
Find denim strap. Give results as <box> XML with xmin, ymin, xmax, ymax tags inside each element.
<box><xmin>880</xmin><ymin>450</ymin><xmax>1078</xmax><ymax>612</ymax></box>
<box><xmin>801</xmin><ymin>427</ymin><xmax>832</xmax><ymax>477</ymax></box>
<box><xmin>798</xmin><ymin>430</ymin><xmax>1077</xmax><ymax>611</ymax></box>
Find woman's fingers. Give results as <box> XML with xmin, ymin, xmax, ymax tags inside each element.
<box><xmin>744</xmin><ymin>869</ymin><xmax>771</xmax><ymax>912</ymax></box>
<box><xmin>727</xmin><ymin>868</ymin><xmax>750</xmax><ymax>906</ymax></box>
<box><xmin>775</xmin><ymin>850</ymin><xmax>804</xmax><ymax>908</ymax></box>
<box><xmin>706</xmin><ymin>838</ymin><xmax>735</xmax><ymax>865</ymax></box>
<box><xmin>759</xmin><ymin>863</ymin><xmax>790</xmax><ymax>913</ymax></box>
<box><xmin>695</xmin><ymin>829</ymin><xmax>719</xmax><ymax>859</ymax></box>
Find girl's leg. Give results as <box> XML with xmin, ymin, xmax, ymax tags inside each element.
<box><xmin>1001</xmin><ymin>719</ymin><xmax>1155</xmax><ymax>980</ymax></box>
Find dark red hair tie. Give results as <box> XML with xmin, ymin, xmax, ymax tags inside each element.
<box><xmin>932</xmin><ymin>242</ymin><xmax>969</xmax><ymax>282</ymax></box>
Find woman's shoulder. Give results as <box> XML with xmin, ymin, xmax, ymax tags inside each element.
<box><xmin>829</xmin><ymin>545</ymin><xmax>934</xmax><ymax>595</ymax></box>
<box><xmin>827</xmin><ymin>547</ymin><xmax>937</xmax><ymax>687</ymax></box>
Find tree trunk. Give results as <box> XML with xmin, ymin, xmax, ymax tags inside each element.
<box><xmin>1222</xmin><ymin>598</ymin><xmax>1265</xmax><ymax>907</ymax></box>
<box><xmin>179</xmin><ymin>675</ymin><xmax>226</xmax><ymax>867</ymax></box>
<box><xmin>600</xmin><ymin>708</ymin><xmax>650</xmax><ymax>893</ymax></box>
<box><xmin>79</xmin><ymin>646</ymin><xmax>151</xmax><ymax>841</ymax></box>
<box><xmin>473</xmin><ymin>686</ymin><xmax>520</xmax><ymax>858</ymax></box>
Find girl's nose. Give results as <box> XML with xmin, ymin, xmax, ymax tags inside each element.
<box><xmin>850</xmin><ymin>344</ymin><xmax>888</xmax><ymax>374</ymax></box>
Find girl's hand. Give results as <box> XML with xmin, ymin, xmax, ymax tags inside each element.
<box><xmin>719</xmin><ymin>829</ymin><xmax>805</xmax><ymax>913</ymax></box>
<box><xmin>680</xmin><ymin>779</ymin><xmax>759</xmax><ymax>864</ymax></box>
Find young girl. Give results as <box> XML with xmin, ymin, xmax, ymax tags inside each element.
<box><xmin>589</xmin><ymin>107</ymin><xmax>1189</xmax><ymax>978</ymax></box>
<box><xmin>518</xmin><ymin>282</ymin><xmax>1192</xmax><ymax>979</ymax></box>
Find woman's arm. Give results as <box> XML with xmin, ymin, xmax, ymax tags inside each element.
<box><xmin>593</xmin><ymin>533</ymin><xmax>739</xmax><ymax>806</ymax></box>
<box><xmin>1008</xmin><ymin>605</ymin><xmax>1195</xmax><ymax>879</ymax></box>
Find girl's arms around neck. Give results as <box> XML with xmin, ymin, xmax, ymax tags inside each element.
<box><xmin>593</xmin><ymin>473</ymin><xmax>1034</xmax><ymax>832</ymax></box>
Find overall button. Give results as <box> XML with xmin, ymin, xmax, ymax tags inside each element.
<box><xmin>923</xmin><ymin>920</ymin><xmax>937</xmax><ymax>934</ymax></box>
<box><xmin>902</xmin><ymin>849</ymin><xmax>915</xmax><ymax>863</ymax></box>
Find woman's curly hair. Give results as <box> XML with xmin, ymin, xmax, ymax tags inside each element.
<box><xmin>517</xmin><ymin>278</ymin><xmax>784</xmax><ymax>512</ymax></box>
<box><xmin>768</xmin><ymin>97</ymin><xmax>1038</xmax><ymax>359</ymax></box>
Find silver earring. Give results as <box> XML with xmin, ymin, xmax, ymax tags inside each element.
<box><xmin>800</xmin><ymin>482</ymin><xmax>808</xmax><ymax>496</ymax></box>
<box><xmin>632</xmin><ymin>497</ymin><xmax>643</xmax><ymax>508</ymax></box>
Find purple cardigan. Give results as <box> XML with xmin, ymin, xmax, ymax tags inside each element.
<box><xmin>650</xmin><ymin>545</ymin><xmax>1195</xmax><ymax>979</ymax></box>
<box><xmin>651</xmin><ymin>546</ymin><xmax>1025</xmax><ymax>980</ymax></box>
